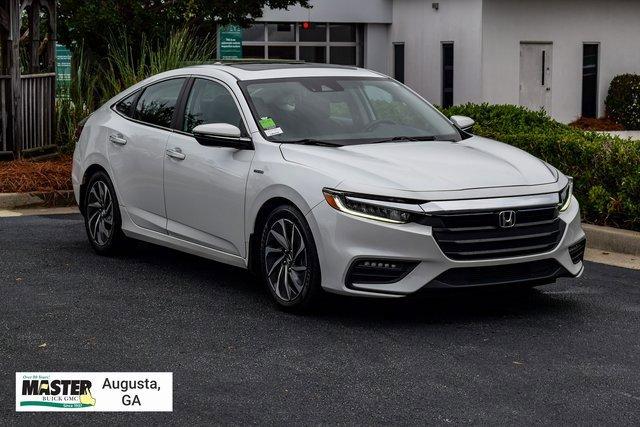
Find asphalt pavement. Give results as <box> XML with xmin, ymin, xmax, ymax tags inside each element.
<box><xmin>1</xmin><ymin>213</ymin><xmax>639</xmax><ymax>425</ymax></box>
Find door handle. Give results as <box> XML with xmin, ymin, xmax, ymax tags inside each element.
<box><xmin>166</xmin><ymin>147</ymin><xmax>186</xmax><ymax>160</ymax></box>
<box><xmin>109</xmin><ymin>134</ymin><xmax>127</xmax><ymax>145</ymax></box>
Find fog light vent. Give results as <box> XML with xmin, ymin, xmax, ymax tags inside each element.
<box><xmin>346</xmin><ymin>259</ymin><xmax>419</xmax><ymax>285</ymax></box>
<box><xmin>568</xmin><ymin>238</ymin><xmax>586</xmax><ymax>264</ymax></box>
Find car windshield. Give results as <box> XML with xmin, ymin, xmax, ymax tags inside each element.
<box><xmin>241</xmin><ymin>77</ymin><xmax>461</xmax><ymax>145</ymax></box>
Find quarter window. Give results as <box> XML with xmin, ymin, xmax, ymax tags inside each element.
<box><xmin>183</xmin><ymin>79</ymin><xmax>244</xmax><ymax>133</ymax></box>
<box><xmin>115</xmin><ymin>92</ymin><xmax>138</xmax><ymax>117</ymax></box>
<box><xmin>133</xmin><ymin>78</ymin><xmax>185</xmax><ymax>128</ymax></box>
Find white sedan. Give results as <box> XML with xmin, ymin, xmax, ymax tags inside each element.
<box><xmin>72</xmin><ymin>63</ymin><xmax>585</xmax><ymax>310</ymax></box>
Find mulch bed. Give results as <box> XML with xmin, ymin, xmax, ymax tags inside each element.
<box><xmin>0</xmin><ymin>156</ymin><xmax>73</xmax><ymax>193</ymax></box>
<box><xmin>569</xmin><ymin>117</ymin><xmax>625</xmax><ymax>131</ymax></box>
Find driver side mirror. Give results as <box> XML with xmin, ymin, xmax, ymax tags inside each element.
<box><xmin>192</xmin><ymin>123</ymin><xmax>253</xmax><ymax>150</ymax></box>
<box><xmin>450</xmin><ymin>115</ymin><xmax>475</xmax><ymax>132</ymax></box>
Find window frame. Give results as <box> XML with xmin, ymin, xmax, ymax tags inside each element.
<box><xmin>110</xmin><ymin>76</ymin><xmax>189</xmax><ymax>132</ymax></box>
<box><xmin>581</xmin><ymin>42</ymin><xmax>600</xmax><ymax>119</ymax></box>
<box><xmin>110</xmin><ymin>75</ymin><xmax>252</xmax><ymax>145</ymax></box>
<box><xmin>172</xmin><ymin>75</ymin><xmax>253</xmax><ymax>144</ymax></box>
<box><xmin>238</xmin><ymin>22</ymin><xmax>363</xmax><ymax>66</ymax></box>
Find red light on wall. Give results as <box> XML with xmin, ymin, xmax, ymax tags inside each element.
<box><xmin>302</xmin><ymin>21</ymin><xmax>310</xmax><ymax>30</ymax></box>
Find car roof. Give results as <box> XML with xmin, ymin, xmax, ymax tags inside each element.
<box><xmin>179</xmin><ymin>62</ymin><xmax>385</xmax><ymax>81</ymax></box>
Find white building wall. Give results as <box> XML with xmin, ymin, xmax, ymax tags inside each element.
<box><xmin>364</xmin><ymin>24</ymin><xmax>390</xmax><ymax>73</ymax></box>
<box><xmin>390</xmin><ymin>0</ymin><xmax>484</xmax><ymax>106</ymax></box>
<box><xmin>482</xmin><ymin>0</ymin><xmax>640</xmax><ymax>122</ymax></box>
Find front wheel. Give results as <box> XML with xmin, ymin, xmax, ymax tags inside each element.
<box><xmin>259</xmin><ymin>205</ymin><xmax>322</xmax><ymax>311</ymax></box>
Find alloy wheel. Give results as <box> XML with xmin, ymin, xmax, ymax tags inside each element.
<box><xmin>264</xmin><ymin>218</ymin><xmax>308</xmax><ymax>302</ymax></box>
<box><xmin>86</xmin><ymin>180</ymin><xmax>114</xmax><ymax>246</ymax></box>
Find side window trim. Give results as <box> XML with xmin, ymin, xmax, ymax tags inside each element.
<box><xmin>110</xmin><ymin>76</ymin><xmax>189</xmax><ymax>132</ymax></box>
<box><xmin>129</xmin><ymin>90</ymin><xmax>144</xmax><ymax>117</ymax></box>
<box><xmin>172</xmin><ymin>75</ymin><xmax>251</xmax><ymax>138</ymax></box>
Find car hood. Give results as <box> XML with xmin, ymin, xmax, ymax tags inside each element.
<box><xmin>279</xmin><ymin>136</ymin><xmax>559</xmax><ymax>193</ymax></box>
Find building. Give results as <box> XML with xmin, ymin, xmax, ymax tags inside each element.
<box><xmin>223</xmin><ymin>0</ymin><xmax>640</xmax><ymax>123</ymax></box>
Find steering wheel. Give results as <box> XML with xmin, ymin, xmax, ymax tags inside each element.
<box><xmin>364</xmin><ymin>119</ymin><xmax>397</xmax><ymax>132</ymax></box>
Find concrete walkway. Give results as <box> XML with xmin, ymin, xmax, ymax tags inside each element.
<box><xmin>601</xmin><ymin>130</ymin><xmax>640</xmax><ymax>140</ymax></box>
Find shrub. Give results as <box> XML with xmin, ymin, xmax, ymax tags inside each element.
<box><xmin>56</xmin><ymin>28</ymin><xmax>216</xmax><ymax>150</ymax></box>
<box><xmin>605</xmin><ymin>74</ymin><xmax>640</xmax><ymax>130</ymax></box>
<box><xmin>440</xmin><ymin>103</ymin><xmax>640</xmax><ymax>231</ymax></box>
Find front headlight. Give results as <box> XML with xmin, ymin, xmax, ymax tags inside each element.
<box><xmin>322</xmin><ymin>189</ymin><xmax>420</xmax><ymax>224</ymax></box>
<box><xmin>559</xmin><ymin>177</ymin><xmax>573</xmax><ymax>212</ymax></box>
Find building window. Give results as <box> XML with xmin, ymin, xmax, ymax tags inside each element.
<box><xmin>242</xmin><ymin>24</ymin><xmax>265</xmax><ymax>42</ymax></box>
<box><xmin>267</xmin><ymin>23</ymin><xmax>295</xmax><ymax>42</ymax></box>
<box><xmin>268</xmin><ymin>45</ymin><xmax>296</xmax><ymax>60</ymax></box>
<box><xmin>330</xmin><ymin>46</ymin><xmax>356</xmax><ymax>66</ymax></box>
<box><xmin>238</xmin><ymin>22</ymin><xmax>362</xmax><ymax>66</ymax></box>
<box><xmin>393</xmin><ymin>43</ymin><xmax>405</xmax><ymax>83</ymax></box>
<box><xmin>242</xmin><ymin>45</ymin><xmax>265</xmax><ymax>59</ymax></box>
<box><xmin>442</xmin><ymin>42</ymin><xmax>454</xmax><ymax>108</ymax></box>
<box><xmin>300</xmin><ymin>45</ymin><xmax>326</xmax><ymax>63</ymax></box>
<box><xmin>582</xmin><ymin>43</ymin><xmax>599</xmax><ymax>118</ymax></box>
<box><xmin>329</xmin><ymin>24</ymin><xmax>356</xmax><ymax>42</ymax></box>
<box><xmin>299</xmin><ymin>22</ymin><xmax>326</xmax><ymax>42</ymax></box>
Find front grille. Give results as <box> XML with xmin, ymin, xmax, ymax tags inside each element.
<box><xmin>420</xmin><ymin>205</ymin><xmax>565</xmax><ymax>261</ymax></box>
<box><xmin>429</xmin><ymin>259</ymin><xmax>568</xmax><ymax>288</ymax></box>
<box><xmin>569</xmin><ymin>238</ymin><xmax>587</xmax><ymax>264</ymax></box>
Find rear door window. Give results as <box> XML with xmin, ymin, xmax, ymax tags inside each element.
<box><xmin>133</xmin><ymin>78</ymin><xmax>186</xmax><ymax>128</ymax></box>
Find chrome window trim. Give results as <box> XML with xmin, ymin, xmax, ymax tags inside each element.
<box><xmin>110</xmin><ymin>75</ymin><xmax>189</xmax><ymax>133</ymax></box>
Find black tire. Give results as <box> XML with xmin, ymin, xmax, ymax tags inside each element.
<box><xmin>259</xmin><ymin>205</ymin><xmax>323</xmax><ymax>311</ymax></box>
<box><xmin>83</xmin><ymin>171</ymin><xmax>127</xmax><ymax>255</ymax></box>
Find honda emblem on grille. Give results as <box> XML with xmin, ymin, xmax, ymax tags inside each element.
<box><xmin>498</xmin><ymin>210</ymin><xmax>517</xmax><ymax>228</ymax></box>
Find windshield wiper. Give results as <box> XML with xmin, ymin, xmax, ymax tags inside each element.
<box><xmin>369</xmin><ymin>135</ymin><xmax>437</xmax><ymax>144</ymax></box>
<box><xmin>282</xmin><ymin>138</ymin><xmax>343</xmax><ymax>147</ymax></box>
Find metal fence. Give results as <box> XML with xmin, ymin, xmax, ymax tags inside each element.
<box><xmin>20</xmin><ymin>73</ymin><xmax>55</xmax><ymax>151</ymax></box>
<box><xmin>0</xmin><ymin>75</ymin><xmax>8</xmax><ymax>153</ymax></box>
<box><xmin>0</xmin><ymin>72</ymin><xmax>55</xmax><ymax>155</ymax></box>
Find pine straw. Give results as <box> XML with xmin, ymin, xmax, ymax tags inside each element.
<box><xmin>0</xmin><ymin>156</ymin><xmax>73</xmax><ymax>193</ymax></box>
<box><xmin>570</xmin><ymin>117</ymin><xmax>625</xmax><ymax>131</ymax></box>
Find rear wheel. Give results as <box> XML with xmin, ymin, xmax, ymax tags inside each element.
<box><xmin>83</xmin><ymin>171</ymin><xmax>127</xmax><ymax>255</ymax></box>
<box><xmin>260</xmin><ymin>205</ymin><xmax>322</xmax><ymax>311</ymax></box>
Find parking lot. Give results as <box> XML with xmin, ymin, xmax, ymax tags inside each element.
<box><xmin>2</xmin><ymin>213</ymin><xmax>640</xmax><ymax>424</ymax></box>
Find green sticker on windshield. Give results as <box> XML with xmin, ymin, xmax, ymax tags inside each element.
<box><xmin>259</xmin><ymin>117</ymin><xmax>276</xmax><ymax>130</ymax></box>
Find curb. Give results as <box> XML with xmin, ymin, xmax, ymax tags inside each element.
<box><xmin>0</xmin><ymin>190</ymin><xmax>76</xmax><ymax>209</ymax></box>
<box><xmin>583</xmin><ymin>224</ymin><xmax>640</xmax><ymax>256</ymax></box>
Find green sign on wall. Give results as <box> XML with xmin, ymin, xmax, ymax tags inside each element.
<box><xmin>56</xmin><ymin>43</ymin><xmax>72</xmax><ymax>98</ymax></box>
<box><xmin>218</xmin><ymin>25</ymin><xmax>243</xmax><ymax>60</ymax></box>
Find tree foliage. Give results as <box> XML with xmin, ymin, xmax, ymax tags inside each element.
<box><xmin>58</xmin><ymin>0</ymin><xmax>311</xmax><ymax>57</ymax></box>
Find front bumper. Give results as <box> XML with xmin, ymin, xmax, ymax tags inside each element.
<box><xmin>307</xmin><ymin>195</ymin><xmax>585</xmax><ymax>297</ymax></box>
